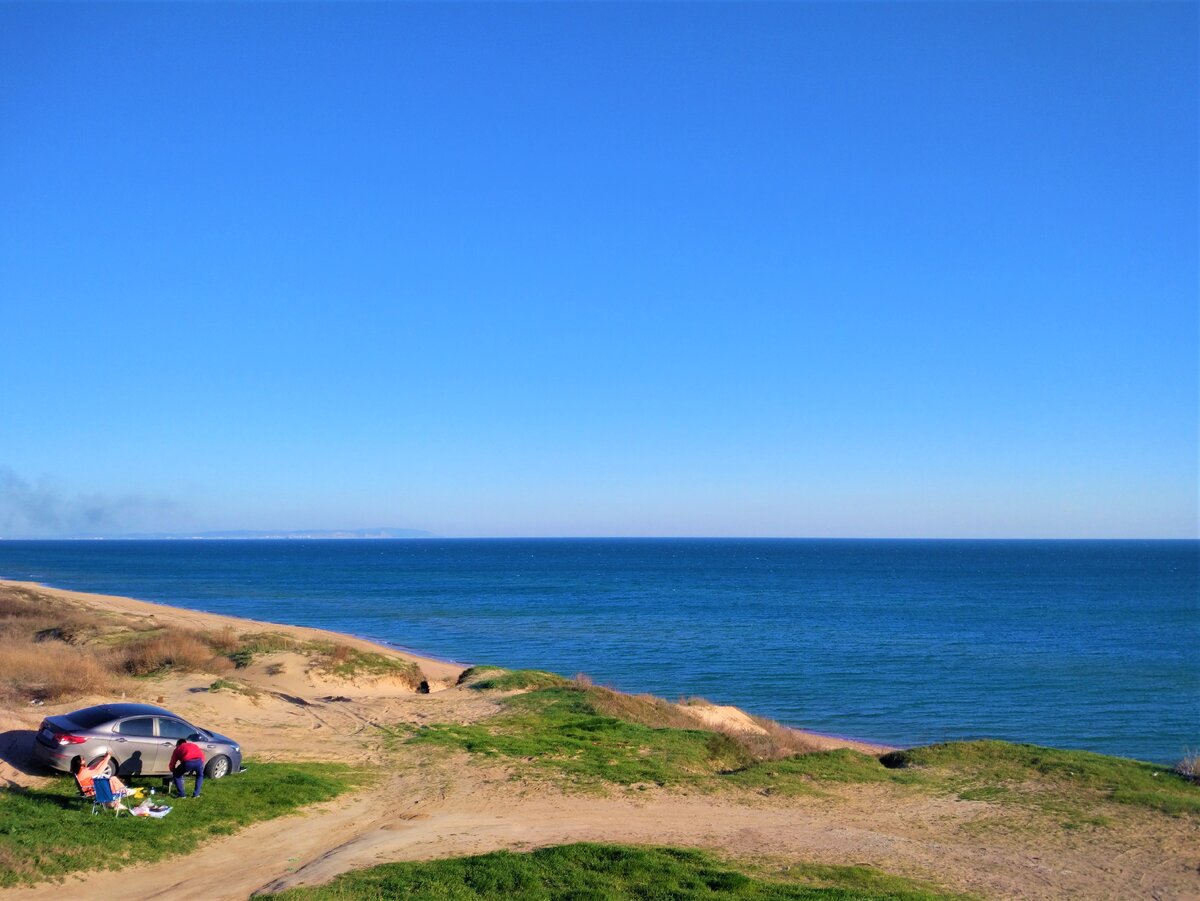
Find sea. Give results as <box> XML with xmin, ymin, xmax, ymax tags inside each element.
<box><xmin>0</xmin><ymin>539</ymin><xmax>1195</xmax><ymax>764</ymax></box>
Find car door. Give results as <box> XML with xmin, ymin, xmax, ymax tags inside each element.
<box><xmin>154</xmin><ymin>717</ymin><xmax>197</xmax><ymax>771</ymax></box>
<box><xmin>112</xmin><ymin>716</ymin><xmax>163</xmax><ymax>775</ymax></box>
<box><xmin>156</xmin><ymin>716</ymin><xmax>205</xmax><ymax>771</ymax></box>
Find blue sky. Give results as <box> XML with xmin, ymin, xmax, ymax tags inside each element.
<box><xmin>0</xmin><ymin>2</ymin><xmax>1195</xmax><ymax>538</ymax></box>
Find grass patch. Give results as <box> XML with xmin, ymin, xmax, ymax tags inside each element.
<box><xmin>455</xmin><ymin>665</ymin><xmax>505</xmax><ymax>685</ymax></box>
<box><xmin>311</xmin><ymin>644</ymin><xmax>425</xmax><ymax>689</ymax></box>
<box><xmin>728</xmin><ymin>749</ymin><xmax>925</xmax><ymax>797</ymax></box>
<box><xmin>265</xmin><ymin>842</ymin><xmax>962</xmax><ymax>900</ymax></box>
<box><xmin>0</xmin><ymin>760</ymin><xmax>366</xmax><ymax>887</ymax></box>
<box><xmin>465</xmin><ymin>669</ymin><xmax>569</xmax><ymax>692</ymax></box>
<box><xmin>408</xmin><ymin>683</ymin><xmax>1200</xmax><ymax>825</ymax></box>
<box><xmin>411</xmin><ymin>687</ymin><xmax>753</xmax><ymax>788</ymax></box>
<box><xmin>881</xmin><ymin>741</ymin><xmax>1200</xmax><ymax>819</ymax></box>
<box><xmin>208</xmin><ymin>677</ymin><xmax>261</xmax><ymax>699</ymax></box>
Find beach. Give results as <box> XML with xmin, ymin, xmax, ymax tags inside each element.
<box><xmin>1</xmin><ymin>578</ymin><xmax>1197</xmax><ymax>900</ymax></box>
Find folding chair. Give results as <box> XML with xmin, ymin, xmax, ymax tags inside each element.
<box><xmin>91</xmin><ymin>776</ymin><xmax>128</xmax><ymax>816</ymax></box>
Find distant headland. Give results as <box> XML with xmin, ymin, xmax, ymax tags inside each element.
<box><xmin>1</xmin><ymin>528</ymin><xmax>436</xmax><ymax>541</ymax></box>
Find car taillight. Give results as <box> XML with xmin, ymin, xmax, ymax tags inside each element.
<box><xmin>56</xmin><ymin>734</ymin><xmax>87</xmax><ymax>745</ymax></box>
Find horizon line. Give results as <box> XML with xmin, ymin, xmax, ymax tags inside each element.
<box><xmin>1</xmin><ymin>535</ymin><xmax>1197</xmax><ymax>542</ymax></box>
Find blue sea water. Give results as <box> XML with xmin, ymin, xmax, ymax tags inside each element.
<box><xmin>0</xmin><ymin>539</ymin><xmax>1195</xmax><ymax>764</ymax></box>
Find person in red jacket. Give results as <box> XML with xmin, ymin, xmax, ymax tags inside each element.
<box><xmin>169</xmin><ymin>737</ymin><xmax>205</xmax><ymax>798</ymax></box>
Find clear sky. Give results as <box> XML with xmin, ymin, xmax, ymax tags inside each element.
<box><xmin>1</xmin><ymin>2</ymin><xmax>1196</xmax><ymax>539</ymax></box>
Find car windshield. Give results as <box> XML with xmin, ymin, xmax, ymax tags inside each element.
<box><xmin>65</xmin><ymin>706</ymin><xmax>118</xmax><ymax>729</ymax></box>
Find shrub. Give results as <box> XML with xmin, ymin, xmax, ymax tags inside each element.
<box><xmin>228</xmin><ymin>649</ymin><xmax>255</xmax><ymax>669</ymax></box>
<box><xmin>116</xmin><ymin>630</ymin><xmax>218</xmax><ymax>676</ymax></box>
<box><xmin>0</xmin><ymin>638</ymin><xmax>111</xmax><ymax>701</ymax></box>
<box><xmin>1176</xmin><ymin>750</ymin><xmax>1199</xmax><ymax>783</ymax></box>
<box><xmin>201</xmin><ymin>625</ymin><xmax>241</xmax><ymax>654</ymax></box>
<box><xmin>313</xmin><ymin>646</ymin><xmax>425</xmax><ymax>690</ymax></box>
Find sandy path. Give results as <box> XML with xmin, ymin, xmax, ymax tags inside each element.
<box><xmin>6</xmin><ymin>760</ymin><xmax>1197</xmax><ymax>901</ymax></box>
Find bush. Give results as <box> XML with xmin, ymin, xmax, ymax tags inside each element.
<box><xmin>115</xmin><ymin>631</ymin><xmax>218</xmax><ymax>676</ymax></box>
<box><xmin>0</xmin><ymin>638</ymin><xmax>112</xmax><ymax>701</ymax></box>
<box><xmin>201</xmin><ymin>625</ymin><xmax>241</xmax><ymax>654</ymax></box>
<box><xmin>1176</xmin><ymin>751</ymin><xmax>1199</xmax><ymax>783</ymax></box>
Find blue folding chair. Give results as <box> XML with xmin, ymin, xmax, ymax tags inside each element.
<box><xmin>91</xmin><ymin>776</ymin><xmax>128</xmax><ymax>816</ymax></box>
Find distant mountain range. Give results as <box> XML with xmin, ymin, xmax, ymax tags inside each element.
<box><xmin>18</xmin><ymin>528</ymin><xmax>436</xmax><ymax>541</ymax></box>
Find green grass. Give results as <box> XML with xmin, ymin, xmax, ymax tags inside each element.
<box><xmin>407</xmin><ymin>686</ymin><xmax>1200</xmax><ymax>826</ymax></box>
<box><xmin>466</xmin><ymin>669</ymin><xmax>570</xmax><ymax>692</ymax></box>
<box><xmin>0</xmin><ymin>760</ymin><xmax>366</xmax><ymax>886</ymax></box>
<box><xmin>265</xmin><ymin>843</ymin><xmax>962</xmax><ymax>900</ymax></box>
<box><xmin>411</xmin><ymin>687</ymin><xmax>752</xmax><ymax>787</ymax></box>
<box><xmin>208</xmin><ymin>677</ymin><xmax>261</xmax><ymax>698</ymax></box>
<box><xmin>882</xmin><ymin>741</ymin><xmax>1200</xmax><ymax>818</ymax></box>
<box><xmin>305</xmin><ymin>643</ymin><xmax>425</xmax><ymax>689</ymax></box>
<box><xmin>727</xmin><ymin>749</ymin><xmax>926</xmax><ymax>797</ymax></box>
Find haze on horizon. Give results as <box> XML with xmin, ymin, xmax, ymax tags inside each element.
<box><xmin>1</xmin><ymin>3</ymin><xmax>1196</xmax><ymax>541</ymax></box>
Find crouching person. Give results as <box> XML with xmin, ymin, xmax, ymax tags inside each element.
<box><xmin>170</xmin><ymin>737</ymin><xmax>205</xmax><ymax>799</ymax></box>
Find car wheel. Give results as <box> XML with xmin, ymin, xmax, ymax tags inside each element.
<box><xmin>88</xmin><ymin>756</ymin><xmax>118</xmax><ymax>778</ymax></box>
<box><xmin>205</xmin><ymin>755</ymin><xmax>231</xmax><ymax>779</ymax></box>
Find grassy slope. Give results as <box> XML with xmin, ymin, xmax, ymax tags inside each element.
<box><xmin>266</xmin><ymin>842</ymin><xmax>967</xmax><ymax>901</ymax></box>
<box><xmin>411</xmin><ymin>685</ymin><xmax>1200</xmax><ymax>824</ymax></box>
<box><xmin>0</xmin><ymin>761</ymin><xmax>365</xmax><ymax>887</ymax></box>
<box><xmin>463</xmin><ymin>669</ymin><xmax>569</xmax><ymax>692</ymax></box>
<box><xmin>412</xmin><ymin>687</ymin><xmax>754</xmax><ymax>788</ymax></box>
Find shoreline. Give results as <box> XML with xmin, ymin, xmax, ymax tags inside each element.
<box><xmin>0</xmin><ymin>577</ymin><xmax>894</xmax><ymax>755</ymax></box>
<box><xmin>0</xmin><ymin>578</ymin><xmax>466</xmax><ymax>687</ymax></box>
<box><xmin>2</xmin><ymin>577</ymin><xmax>1196</xmax><ymax>901</ymax></box>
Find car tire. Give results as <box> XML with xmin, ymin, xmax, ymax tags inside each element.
<box><xmin>88</xmin><ymin>755</ymin><xmax>118</xmax><ymax>778</ymax></box>
<box><xmin>205</xmin><ymin>755</ymin><xmax>231</xmax><ymax>780</ymax></box>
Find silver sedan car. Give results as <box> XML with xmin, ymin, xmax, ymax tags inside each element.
<box><xmin>33</xmin><ymin>702</ymin><xmax>243</xmax><ymax>780</ymax></box>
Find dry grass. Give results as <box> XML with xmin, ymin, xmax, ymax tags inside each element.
<box><xmin>733</xmin><ymin>716</ymin><xmax>822</xmax><ymax>759</ymax></box>
<box><xmin>0</xmin><ymin>588</ymin><xmax>96</xmax><ymax>647</ymax></box>
<box><xmin>590</xmin><ymin>686</ymin><xmax>819</xmax><ymax>761</ymax></box>
<box><xmin>587</xmin><ymin>687</ymin><xmax>714</xmax><ymax>731</ymax></box>
<box><xmin>114</xmin><ymin>631</ymin><xmax>220</xmax><ymax>676</ymax></box>
<box><xmin>0</xmin><ymin>638</ymin><xmax>112</xmax><ymax>702</ymax></box>
<box><xmin>201</xmin><ymin>624</ymin><xmax>241</xmax><ymax>654</ymax></box>
<box><xmin>0</xmin><ymin>583</ymin><xmax>429</xmax><ymax>705</ymax></box>
<box><xmin>0</xmin><ymin>584</ymin><xmax>236</xmax><ymax>701</ymax></box>
<box><xmin>1176</xmin><ymin>750</ymin><xmax>1199</xmax><ymax>783</ymax></box>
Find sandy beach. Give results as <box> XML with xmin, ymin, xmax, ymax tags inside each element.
<box><xmin>1</xmin><ymin>579</ymin><xmax>1197</xmax><ymax>900</ymax></box>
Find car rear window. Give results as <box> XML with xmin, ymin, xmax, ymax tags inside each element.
<box><xmin>64</xmin><ymin>706</ymin><xmax>116</xmax><ymax>729</ymax></box>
